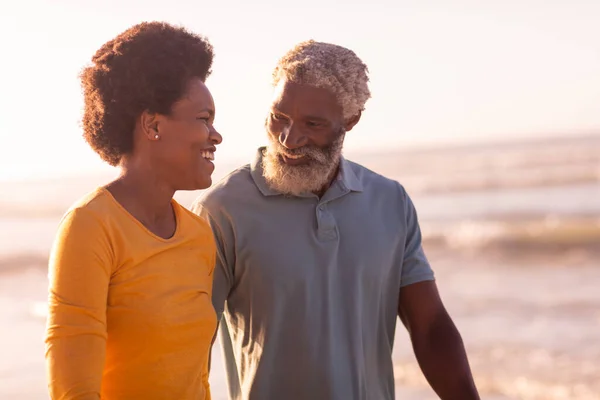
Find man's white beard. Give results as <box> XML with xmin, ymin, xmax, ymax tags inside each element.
<box><xmin>263</xmin><ymin>132</ymin><xmax>345</xmax><ymax>197</ymax></box>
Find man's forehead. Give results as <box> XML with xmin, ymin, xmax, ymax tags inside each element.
<box><xmin>271</xmin><ymin>79</ymin><xmax>342</xmax><ymax>117</ymax></box>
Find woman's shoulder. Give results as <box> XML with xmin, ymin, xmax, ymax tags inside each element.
<box><xmin>174</xmin><ymin>200</ymin><xmax>215</xmax><ymax>238</ymax></box>
<box><xmin>56</xmin><ymin>187</ymin><xmax>124</xmax><ymax>235</ymax></box>
<box><xmin>64</xmin><ymin>187</ymin><xmax>117</xmax><ymax>218</ymax></box>
<box><xmin>175</xmin><ymin>200</ymin><xmax>210</xmax><ymax>226</ymax></box>
<box><xmin>53</xmin><ymin>188</ymin><xmax>117</xmax><ymax>250</ymax></box>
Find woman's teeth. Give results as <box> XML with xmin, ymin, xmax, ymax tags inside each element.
<box><xmin>201</xmin><ymin>150</ymin><xmax>214</xmax><ymax>161</ymax></box>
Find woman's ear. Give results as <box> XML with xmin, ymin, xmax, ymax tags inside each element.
<box><xmin>140</xmin><ymin>110</ymin><xmax>160</xmax><ymax>140</ymax></box>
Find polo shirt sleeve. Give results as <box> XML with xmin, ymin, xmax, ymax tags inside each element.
<box><xmin>190</xmin><ymin>198</ymin><xmax>235</xmax><ymax>322</ymax></box>
<box><xmin>399</xmin><ymin>186</ymin><xmax>435</xmax><ymax>287</ymax></box>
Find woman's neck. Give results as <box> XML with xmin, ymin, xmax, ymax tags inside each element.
<box><xmin>105</xmin><ymin>165</ymin><xmax>177</xmax><ymax>237</ymax></box>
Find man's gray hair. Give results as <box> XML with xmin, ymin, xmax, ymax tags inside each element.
<box><xmin>272</xmin><ymin>40</ymin><xmax>371</xmax><ymax>120</ymax></box>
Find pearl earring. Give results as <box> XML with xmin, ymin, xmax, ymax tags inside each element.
<box><xmin>154</xmin><ymin>134</ymin><xmax>159</xmax><ymax>139</ymax></box>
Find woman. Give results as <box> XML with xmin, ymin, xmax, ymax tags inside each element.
<box><xmin>45</xmin><ymin>22</ymin><xmax>222</xmax><ymax>399</ymax></box>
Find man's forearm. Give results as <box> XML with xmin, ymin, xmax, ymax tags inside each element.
<box><xmin>411</xmin><ymin>312</ymin><xmax>480</xmax><ymax>400</ymax></box>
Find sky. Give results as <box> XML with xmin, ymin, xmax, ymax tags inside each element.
<box><xmin>0</xmin><ymin>0</ymin><xmax>599</xmax><ymax>181</ymax></box>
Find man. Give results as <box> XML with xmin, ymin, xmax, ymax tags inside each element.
<box><xmin>192</xmin><ymin>40</ymin><xmax>480</xmax><ymax>400</ymax></box>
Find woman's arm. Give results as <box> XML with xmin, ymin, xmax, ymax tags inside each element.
<box><xmin>45</xmin><ymin>208</ymin><xmax>113</xmax><ymax>400</ymax></box>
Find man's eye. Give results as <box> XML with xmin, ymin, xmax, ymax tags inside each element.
<box><xmin>307</xmin><ymin>121</ymin><xmax>321</xmax><ymax>127</ymax></box>
<box><xmin>197</xmin><ymin>117</ymin><xmax>209</xmax><ymax>123</ymax></box>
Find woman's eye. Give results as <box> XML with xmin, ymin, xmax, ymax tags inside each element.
<box><xmin>271</xmin><ymin>113</ymin><xmax>286</xmax><ymax>121</ymax></box>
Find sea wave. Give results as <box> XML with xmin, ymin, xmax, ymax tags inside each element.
<box><xmin>421</xmin><ymin>216</ymin><xmax>600</xmax><ymax>256</ymax></box>
<box><xmin>393</xmin><ymin>162</ymin><xmax>599</xmax><ymax>196</ymax></box>
<box><xmin>0</xmin><ymin>254</ymin><xmax>48</xmax><ymax>274</ymax></box>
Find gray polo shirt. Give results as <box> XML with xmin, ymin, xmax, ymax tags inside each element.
<box><xmin>192</xmin><ymin>147</ymin><xmax>434</xmax><ymax>400</ymax></box>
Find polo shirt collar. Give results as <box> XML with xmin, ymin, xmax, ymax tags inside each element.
<box><xmin>250</xmin><ymin>146</ymin><xmax>363</xmax><ymax>197</ymax></box>
<box><xmin>338</xmin><ymin>156</ymin><xmax>363</xmax><ymax>192</ymax></box>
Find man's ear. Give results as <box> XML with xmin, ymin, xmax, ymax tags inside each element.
<box><xmin>140</xmin><ymin>110</ymin><xmax>160</xmax><ymax>140</ymax></box>
<box><xmin>344</xmin><ymin>111</ymin><xmax>362</xmax><ymax>132</ymax></box>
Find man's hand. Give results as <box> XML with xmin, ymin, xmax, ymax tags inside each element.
<box><xmin>398</xmin><ymin>280</ymin><xmax>480</xmax><ymax>400</ymax></box>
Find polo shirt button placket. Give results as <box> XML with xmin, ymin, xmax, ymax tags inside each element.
<box><xmin>316</xmin><ymin>203</ymin><xmax>337</xmax><ymax>241</ymax></box>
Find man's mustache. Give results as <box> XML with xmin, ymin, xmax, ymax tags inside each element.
<box><xmin>269</xmin><ymin>141</ymin><xmax>328</xmax><ymax>164</ymax></box>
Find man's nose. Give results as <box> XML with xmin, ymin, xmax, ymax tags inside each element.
<box><xmin>279</xmin><ymin>123</ymin><xmax>307</xmax><ymax>149</ymax></box>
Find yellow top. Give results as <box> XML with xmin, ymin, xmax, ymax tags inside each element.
<box><xmin>45</xmin><ymin>188</ymin><xmax>217</xmax><ymax>400</ymax></box>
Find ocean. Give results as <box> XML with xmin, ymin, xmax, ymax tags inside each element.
<box><xmin>1</xmin><ymin>134</ymin><xmax>599</xmax><ymax>399</ymax></box>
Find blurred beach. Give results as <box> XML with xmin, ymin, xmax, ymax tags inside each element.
<box><xmin>1</xmin><ymin>133</ymin><xmax>599</xmax><ymax>400</ymax></box>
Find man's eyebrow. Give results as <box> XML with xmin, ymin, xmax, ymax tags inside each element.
<box><xmin>270</xmin><ymin>107</ymin><xmax>290</xmax><ymax>117</ymax></box>
<box><xmin>304</xmin><ymin>115</ymin><xmax>328</xmax><ymax>122</ymax></box>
